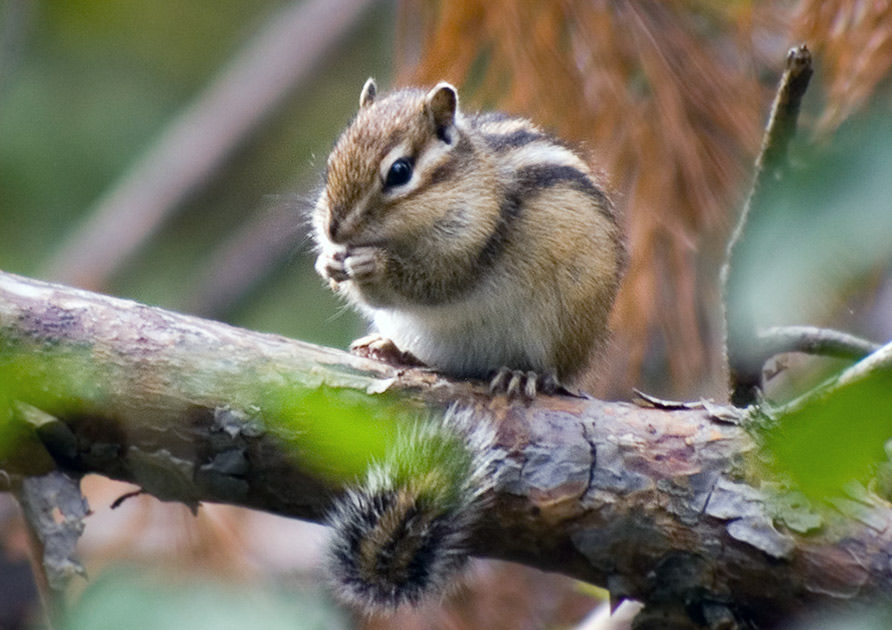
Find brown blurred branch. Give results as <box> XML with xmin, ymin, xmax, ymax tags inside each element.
<box><xmin>723</xmin><ymin>45</ymin><xmax>814</xmax><ymax>407</ymax></box>
<box><xmin>41</xmin><ymin>0</ymin><xmax>377</xmax><ymax>291</ymax></box>
<box><xmin>2</xmin><ymin>270</ymin><xmax>892</xmax><ymax>628</ymax></box>
<box><xmin>13</xmin><ymin>470</ymin><xmax>87</xmax><ymax>627</ymax></box>
<box><xmin>183</xmin><ymin>195</ymin><xmax>305</xmax><ymax>317</ymax></box>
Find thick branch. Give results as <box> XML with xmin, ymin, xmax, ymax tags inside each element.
<box><xmin>1</xmin><ymin>270</ymin><xmax>891</xmax><ymax>627</ymax></box>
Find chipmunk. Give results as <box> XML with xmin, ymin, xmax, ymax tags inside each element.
<box><xmin>313</xmin><ymin>79</ymin><xmax>624</xmax><ymax>399</ymax></box>
<box><xmin>315</xmin><ymin>79</ymin><xmax>625</xmax><ymax>612</ymax></box>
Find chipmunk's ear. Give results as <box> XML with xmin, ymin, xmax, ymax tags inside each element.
<box><xmin>359</xmin><ymin>78</ymin><xmax>377</xmax><ymax>109</ymax></box>
<box><xmin>424</xmin><ymin>82</ymin><xmax>458</xmax><ymax>143</ymax></box>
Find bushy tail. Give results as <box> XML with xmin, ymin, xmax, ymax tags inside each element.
<box><xmin>325</xmin><ymin>407</ymin><xmax>498</xmax><ymax>611</ymax></box>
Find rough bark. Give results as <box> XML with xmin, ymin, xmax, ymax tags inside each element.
<box><xmin>1</xmin><ymin>270</ymin><xmax>891</xmax><ymax>628</ymax></box>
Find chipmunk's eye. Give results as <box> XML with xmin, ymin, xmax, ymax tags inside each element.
<box><xmin>384</xmin><ymin>157</ymin><xmax>413</xmax><ymax>189</ymax></box>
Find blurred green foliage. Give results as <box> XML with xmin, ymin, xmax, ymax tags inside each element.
<box><xmin>734</xmin><ymin>110</ymin><xmax>892</xmax><ymax>333</ymax></box>
<box><xmin>764</xmin><ymin>370</ymin><xmax>892</xmax><ymax>499</ymax></box>
<box><xmin>734</xmin><ymin>109</ymin><xmax>892</xmax><ymax>499</ymax></box>
<box><xmin>1</xmin><ymin>0</ymin><xmax>399</xmax><ymax>347</ymax></box>
<box><xmin>263</xmin><ymin>387</ymin><xmax>402</xmax><ymax>481</ymax></box>
<box><xmin>59</xmin><ymin>566</ymin><xmax>349</xmax><ymax>630</ymax></box>
<box><xmin>3</xmin><ymin>0</ymin><xmax>275</xmax><ymax>264</ymax></box>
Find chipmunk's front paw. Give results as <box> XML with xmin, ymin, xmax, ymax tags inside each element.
<box><xmin>488</xmin><ymin>367</ymin><xmax>561</xmax><ymax>402</ymax></box>
<box><xmin>316</xmin><ymin>246</ymin><xmax>386</xmax><ymax>286</ymax></box>
<box><xmin>316</xmin><ymin>248</ymin><xmax>350</xmax><ymax>284</ymax></box>
<box><xmin>350</xmin><ymin>334</ymin><xmax>425</xmax><ymax>367</ymax></box>
<box><xmin>343</xmin><ymin>246</ymin><xmax>385</xmax><ymax>284</ymax></box>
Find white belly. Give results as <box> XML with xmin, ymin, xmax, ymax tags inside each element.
<box><xmin>369</xmin><ymin>281</ymin><xmax>556</xmax><ymax>378</ymax></box>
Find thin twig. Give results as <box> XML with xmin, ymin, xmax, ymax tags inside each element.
<box><xmin>13</xmin><ymin>472</ymin><xmax>89</xmax><ymax>627</ymax></box>
<box><xmin>757</xmin><ymin>325</ymin><xmax>880</xmax><ymax>361</ymax></box>
<box><xmin>753</xmin><ymin>46</ymin><xmax>814</xmax><ymax>179</ymax></box>
<box><xmin>770</xmin><ymin>337</ymin><xmax>892</xmax><ymax>419</ymax></box>
<box><xmin>41</xmin><ymin>0</ymin><xmax>377</xmax><ymax>291</ymax></box>
<box><xmin>834</xmin><ymin>337</ymin><xmax>892</xmax><ymax>388</ymax></box>
<box><xmin>722</xmin><ymin>45</ymin><xmax>813</xmax><ymax>407</ymax></box>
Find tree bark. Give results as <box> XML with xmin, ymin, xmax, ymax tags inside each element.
<box><xmin>1</xmin><ymin>270</ymin><xmax>890</xmax><ymax>628</ymax></box>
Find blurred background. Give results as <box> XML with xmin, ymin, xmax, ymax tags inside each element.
<box><xmin>2</xmin><ymin>1</ymin><xmax>892</xmax><ymax>628</ymax></box>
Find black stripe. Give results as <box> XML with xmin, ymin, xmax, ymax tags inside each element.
<box><xmin>428</xmin><ymin>130</ymin><xmax>474</xmax><ymax>186</ymax></box>
<box><xmin>518</xmin><ymin>164</ymin><xmax>608</xmax><ymax>206</ymax></box>
<box><xmin>428</xmin><ymin>160</ymin><xmax>457</xmax><ymax>187</ymax></box>
<box><xmin>482</xmin><ymin>129</ymin><xmax>544</xmax><ymax>151</ymax></box>
<box><xmin>477</xmin><ymin>164</ymin><xmax>610</xmax><ymax>268</ymax></box>
<box><xmin>477</xmin><ymin>184</ymin><xmax>524</xmax><ymax>269</ymax></box>
<box><xmin>392</xmin><ymin>163</ymin><xmax>611</xmax><ymax>306</ymax></box>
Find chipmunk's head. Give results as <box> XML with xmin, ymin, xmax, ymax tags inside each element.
<box><xmin>316</xmin><ymin>78</ymin><xmax>472</xmax><ymax>248</ymax></box>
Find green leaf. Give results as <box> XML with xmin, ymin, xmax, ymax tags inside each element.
<box><xmin>60</xmin><ymin>566</ymin><xmax>349</xmax><ymax>630</ymax></box>
<box><xmin>260</xmin><ymin>386</ymin><xmax>403</xmax><ymax>482</ymax></box>
<box><xmin>764</xmin><ymin>370</ymin><xmax>892</xmax><ymax>499</ymax></box>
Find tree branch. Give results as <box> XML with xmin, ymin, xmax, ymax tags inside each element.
<box><xmin>723</xmin><ymin>45</ymin><xmax>814</xmax><ymax>407</ymax></box>
<box><xmin>14</xmin><ymin>469</ymin><xmax>88</xmax><ymax>625</ymax></box>
<box><xmin>757</xmin><ymin>325</ymin><xmax>881</xmax><ymax>364</ymax></box>
<box><xmin>1</xmin><ymin>270</ymin><xmax>891</xmax><ymax>627</ymax></box>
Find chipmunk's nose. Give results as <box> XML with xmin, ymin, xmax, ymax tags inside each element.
<box><xmin>327</xmin><ymin>203</ymin><xmax>358</xmax><ymax>243</ymax></box>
